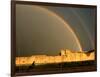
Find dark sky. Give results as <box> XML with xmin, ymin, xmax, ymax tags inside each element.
<box><xmin>16</xmin><ymin>4</ymin><xmax>96</xmax><ymax>56</ymax></box>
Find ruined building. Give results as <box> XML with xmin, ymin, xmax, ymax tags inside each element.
<box><xmin>16</xmin><ymin>49</ymin><xmax>95</xmax><ymax>66</ymax></box>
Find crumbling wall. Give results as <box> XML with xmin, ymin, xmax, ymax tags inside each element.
<box><xmin>16</xmin><ymin>50</ymin><xmax>95</xmax><ymax>66</ymax></box>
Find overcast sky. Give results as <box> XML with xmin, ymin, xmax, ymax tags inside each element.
<box><xmin>16</xmin><ymin>4</ymin><xmax>96</xmax><ymax>56</ymax></box>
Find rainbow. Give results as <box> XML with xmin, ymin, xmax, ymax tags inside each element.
<box><xmin>32</xmin><ymin>5</ymin><xmax>83</xmax><ymax>51</ymax></box>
